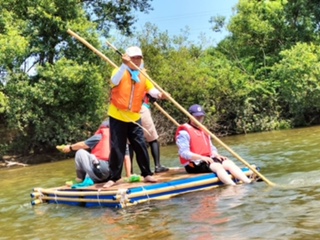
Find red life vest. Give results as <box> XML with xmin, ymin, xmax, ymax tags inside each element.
<box><xmin>110</xmin><ymin>70</ymin><xmax>146</xmax><ymax>113</ymax></box>
<box><xmin>175</xmin><ymin>123</ymin><xmax>212</xmax><ymax>165</ymax></box>
<box><xmin>91</xmin><ymin>127</ymin><xmax>110</xmax><ymax>161</ymax></box>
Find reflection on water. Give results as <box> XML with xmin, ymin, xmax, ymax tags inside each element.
<box><xmin>2</xmin><ymin>126</ymin><xmax>320</xmax><ymax>239</ymax></box>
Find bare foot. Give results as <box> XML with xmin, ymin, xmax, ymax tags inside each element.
<box><xmin>102</xmin><ymin>180</ymin><xmax>115</xmax><ymax>188</ymax></box>
<box><xmin>75</xmin><ymin>178</ymin><xmax>83</xmax><ymax>183</ymax></box>
<box><xmin>144</xmin><ymin>175</ymin><xmax>157</xmax><ymax>183</ymax></box>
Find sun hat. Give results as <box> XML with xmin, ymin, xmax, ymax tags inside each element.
<box><xmin>188</xmin><ymin>104</ymin><xmax>206</xmax><ymax>117</ymax></box>
<box><xmin>125</xmin><ymin>46</ymin><xmax>143</xmax><ymax>58</ymax></box>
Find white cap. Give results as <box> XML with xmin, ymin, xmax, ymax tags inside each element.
<box><xmin>125</xmin><ymin>46</ymin><xmax>143</xmax><ymax>57</ymax></box>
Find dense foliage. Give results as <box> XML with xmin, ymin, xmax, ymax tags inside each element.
<box><xmin>1</xmin><ymin>0</ymin><xmax>320</xmax><ymax>159</ymax></box>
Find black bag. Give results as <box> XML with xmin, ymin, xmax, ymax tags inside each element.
<box><xmin>92</xmin><ymin>161</ymin><xmax>103</xmax><ymax>179</ymax></box>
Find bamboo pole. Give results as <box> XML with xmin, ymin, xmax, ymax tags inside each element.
<box><xmin>66</xmin><ymin>29</ymin><xmax>275</xmax><ymax>186</ymax></box>
<box><xmin>31</xmin><ymin>199</ymin><xmax>43</xmax><ymax>205</ymax></box>
<box><xmin>38</xmin><ymin>195</ymin><xmax>126</xmax><ymax>204</ymax></box>
<box><xmin>33</xmin><ymin>195</ymin><xmax>138</xmax><ymax>208</ymax></box>
<box><xmin>31</xmin><ymin>188</ymin><xmax>122</xmax><ymax>197</ymax></box>
<box><xmin>131</xmin><ymin>186</ymin><xmax>219</xmax><ymax>204</ymax></box>
<box><xmin>117</xmin><ymin>178</ymin><xmax>222</xmax><ymax>199</ymax></box>
<box><xmin>153</xmin><ymin>102</ymin><xmax>180</xmax><ymax>127</ymax></box>
<box><xmin>67</xmin><ymin>29</ymin><xmax>118</xmax><ymax>68</ymax></box>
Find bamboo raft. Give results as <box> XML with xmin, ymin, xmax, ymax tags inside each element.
<box><xmin>30</xmin><ymin>166</ymin><xmax>258</xmax><ymax>208</ymax></box>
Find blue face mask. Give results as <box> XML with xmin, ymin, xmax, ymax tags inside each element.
<box><xmin>128</xmin><ymin>69</ymin><xmax>140</xmax><ymax>83</ymax></box>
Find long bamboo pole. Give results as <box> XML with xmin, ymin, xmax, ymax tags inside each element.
<box><xmin>31</xmin><ymin>188</ymin><xmax>121</xmax><ymax>197</ymax></box>
<box><xmin>66</xmin><ymin>29</ymin><xmax>275</xmax><ymax>186</ymax></box>
<box><xmin>67</xmin><ymin>29</ymin><xmax>118</xmax><ymax>68</ymax></box>
<box><xmin>153</xmin><ymin>102</ymin><xmax>180</xmax><ymax>127</ymax></box>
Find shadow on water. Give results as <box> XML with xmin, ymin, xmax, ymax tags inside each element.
<box><xmin>2</xmin><ymin>126</ymin><xmax>320</xmax><ymax>239</ymax></box>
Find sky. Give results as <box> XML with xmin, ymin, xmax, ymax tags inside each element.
<box><xmin>133</xmin><ymin>0</ymin><xmax>239</xmax><ymax>44</ymax></box>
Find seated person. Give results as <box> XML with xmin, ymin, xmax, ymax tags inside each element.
<box><xmin>60</xmin><ymin>120</ymin><xmax>131</xmax><ymax>183</ymax></box>
<box><xmin>175</xmin><ymin>104</ymin><xmax>252</xmax><ymax>185</ymax></box>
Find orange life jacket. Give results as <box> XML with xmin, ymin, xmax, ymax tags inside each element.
<box><xmin>111</xmin><ymin>70</ymin><xmax>146</xmax><ymax>113</ymax></box>
<box><xmin>175</xmin><ymin>123</ymin><xmax>212</xmax><ymax>165</ymax></box>
<box><xmin>91</xmin><ymin>127</ymin><xmax>110</xmax><ymax>161</ymax></box>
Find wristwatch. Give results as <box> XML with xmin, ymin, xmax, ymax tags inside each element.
<box><xmin>69</xmin><ymin>145</ymin><xmax>73</xmax><ymax>151</ymax></box>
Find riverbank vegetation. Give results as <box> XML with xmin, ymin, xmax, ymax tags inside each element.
<box><xmin>1</xmin><ymin>0</ymin><xmax>320</xmax><ymax>163</ymax></box>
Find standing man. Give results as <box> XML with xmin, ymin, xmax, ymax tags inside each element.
<box><xmin>141</xmin><ymin>94</ymin><xmax>169</xmax><ymax>173</ymax></box>
<box><xmin>103</xmin><ymin>46</ymin><xmax>166</xmax><ymax>188</ymax></box>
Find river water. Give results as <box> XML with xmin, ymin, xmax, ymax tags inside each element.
<box><xmin>2</xmin><ymin>126</ymin><xmax>320</xmax><ymax>240</ymax></box>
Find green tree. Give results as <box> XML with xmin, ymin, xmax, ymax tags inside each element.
<box><xmin>219</xmin><ymin>0</ymin><xmax>286</xmax><ymax>73</ymax></box>
<box><xmin>83</xmin><ymin>0</ymin><xmax>153</xmax><ymax>36</ymax></box>
<box><xmin>5</xmin><ymin>59</ymin><xmax>108</xmax><ymax>154</ymax></box>
<box><xmin>271</xmin><ymin>43</ymin><xmax>320</xmax><ymax>126</ymax></box>
<box><xmin>218</xmin><ymin>0</ymin><xmax>320</xmax><ymax>76</ymax></box>
<box><xmin>0</xmin><ymin>0</ymin><xmax>153</xmax><ymax>156</ymax></box>
<box><xmin>212</xmin><ymin>0</ymin><xmax>320</xmax><ymax>131</ymax></box>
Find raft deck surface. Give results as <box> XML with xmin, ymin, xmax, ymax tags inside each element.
<box><xmin>31</xmin><ymin>166</ymin><xmax>257</xmax><ymax>208</ymax></box>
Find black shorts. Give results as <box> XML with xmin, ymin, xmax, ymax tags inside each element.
<box><xmin>184</xmin><ymin>158</ymin><xmax>222</xmax><ymax>174</ymax></box>
<box><xmin>185</xmin><ymin>161</ymin><xmax>212</xmax><ymax>174</ymax></box>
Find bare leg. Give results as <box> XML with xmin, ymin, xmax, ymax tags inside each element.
<box><xmin>209</xmin><ymin>162</ymin><xmax>236</xmax><ymax>185</ymax></box>
<box><xmin>124</xmin><ymin>155</ymin><xmax>132</xmax><ymax>178</ymax></box>
<box><xmin>222</xmin><ymin>160</ymin><xmax>252</xmax><ymax>183</ymax></box>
